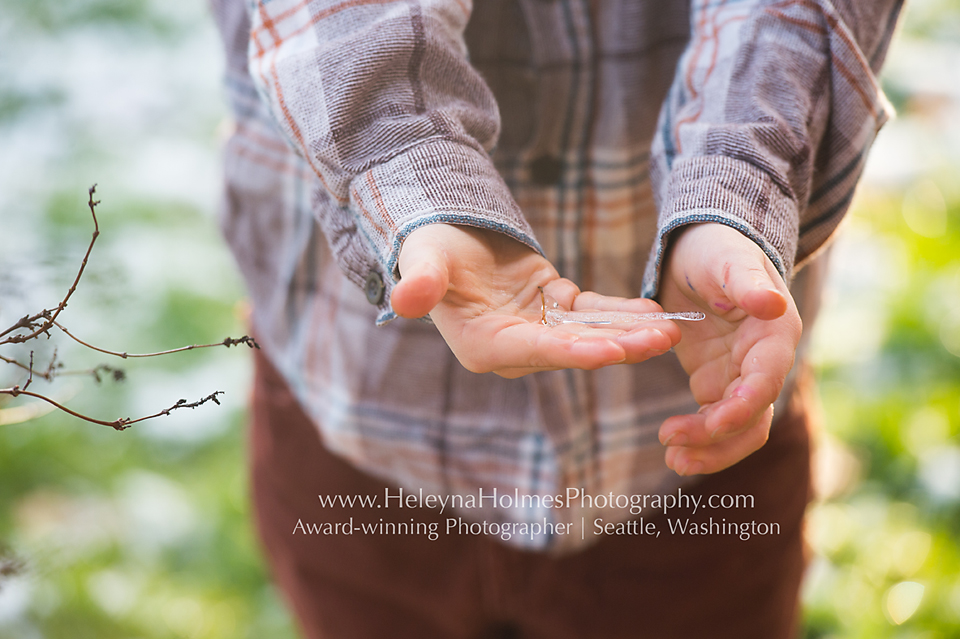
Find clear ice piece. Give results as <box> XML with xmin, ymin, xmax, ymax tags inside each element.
<box><xmin>543</xmin><ymin>308</ymin><xmax>706</xmax><ymax>327</ymax></box>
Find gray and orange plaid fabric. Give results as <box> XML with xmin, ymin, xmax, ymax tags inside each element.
<box><xmin>211</xmin><ymin>0</ymin><xmax>901</xmax><ymax>551</ymax></box>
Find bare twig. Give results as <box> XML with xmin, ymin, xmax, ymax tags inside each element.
<box><xmin>42</xmin><ymin>347</ymin><xmax>61</xmax><ymax>380</ymax></box>
<box><xmin>0</xmin><ymin>349</ymin><xmax>83</xmax><ymax>383</ymax></box>
<box><xmin>1</xmin><ymin>350</ymin><xmax>56</xmax><ymax>380</ymax></box>
<box><xmin>57</xmin><ymin>363</ymin><xmax>126</xmax><ymax>383</ymax></box>
<box><xmin>0</xmin><ymin>385</ymin><xmax>224</xmax><ymax>431</ymax></box>
<box><xmin>52</xmin><ymin>321</ymin><xmax>259</xmax><ymax>358</ymax></box>
<box><xmin>23</xmin><ymin>351</ymin><xmax>34</xmax><ymax>390</ymax></box>
<box><xmin>0</xmin><ymin>185</ymin><xmax>101</xmax><ymax>346</ymax></box>
<box><xmin>0</xmin><ymin>352</ymin><xmax>121</xmax><ymax>384</ymax></box>
<box><xmin>0</xmin><ymin>186</ymin><xmax>249</xmax><ymax>430</ymax></box>
<box><xmin>0</xmin><ymin>353</ymin><xmax>40</xmax><ymax>379</ymax></box>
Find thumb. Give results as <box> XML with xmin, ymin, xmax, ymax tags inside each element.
<box><xmin>723</xmin><ymin>256</ymin><xmax>788</xmax><ymax>321</ymax></box>
<box><xmin>391</xmin><ymin>235</ymin><xmax>450</xmax><ymax>318</ymax></box>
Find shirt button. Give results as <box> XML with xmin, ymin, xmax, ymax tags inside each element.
<box><xmin>364</xmin><ymin>270</ymin><xmax>385</xmax><ymax>305</ymax></box>
<box><xmin>529</xmin><ymin>155</ymin><xmax>563</xmax><ymax>185</ymax></box>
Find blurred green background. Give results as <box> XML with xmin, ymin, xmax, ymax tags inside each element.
<box><xmin>0</xmin><ymin>1</ymin><xmax>958</xmax><ymax>637</ymax></box>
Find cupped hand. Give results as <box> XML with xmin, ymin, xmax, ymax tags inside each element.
<box><xmin>391</xmin><ymin>223</ymin><xmax>682</xmax><ymax>378</ymax></box>
<box><xmin>656</xmin><ymin>223</ymin><xmax>802</xmax><ymax>476</ymax></box>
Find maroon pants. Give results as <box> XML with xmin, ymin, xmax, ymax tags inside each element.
<box><xmin>250</xmin><ymin>350</ymin><xmax>812</xmax><ymax>639</ymax></box>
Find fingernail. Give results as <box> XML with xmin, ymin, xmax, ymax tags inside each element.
<box><xmin>643</xmin><ymin>327</ymin><xmax>669</xmax><ymax>344</ymax></box>
<box><xmin>682</xmin><ymin>461</ymin><xmax>703</xmax><ymax>476</ymax></box>
<box><xmin>620</xmin><ymin>328</ymin><xmax>669</xmax><ymax>350</ymax></box>
<box><xmin>544</xmin><ymin>332</ymin><xmax>580</xmax><ymax>347</ymax></box>
<box><xmin>662</xmin><ymin>432</ymin><xmax>687</xmax><ymax>447</ymax></box>
<box><xmin>580</xmin><ymin>339</ymin><xmax>626</xmax><ymax>365</ymax></box>
<box><xmin>707</xmin><ymin>418</ymin><xmax>727</xmax><ymax>439</ymax></box>
<box><xmin>731</xmin><ymin>385</ymin><xmax>752</xmax><ymax>399</ymax></box>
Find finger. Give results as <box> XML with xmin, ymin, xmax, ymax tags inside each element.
<box><xmin>686</xmin><ymin>340</ymin><xmax>741</xmax><ymax>403</ymax></box>
<box><xmin>704</xmin><ymin>324</ymin><xmax>798</xmax><ymax>436</ymax></box>
<box><xmin>491</xmin><ymin>332</ymin><xmax>673</xmax><ymax>378</ymax></box>
<box><xmin>659</xmin><ymin>411</ymin><xmax>709</xmax><ymax>448</ymax></box>
<box><xmin>658</xmin><ymin>392</ymin><xmax>768</xmax><ymax>448</ymax></box>
<box><xmin>392</xmin><ymin>243</ymin><xmax>450</xmax><ymax>318</ymax></box>
<box><xmin>506</xmin><ymin>321</ymin><xmax>677</xmax><ymax>366</ymax></box>
<box><xmin>461</xmin><ymin>320</ymin><xmax>624</xmax><ymax>373</ymax></box>
<box><xmin>529</xmin><ymin>284</ymin><xmax>681</xmax><ymax>359</ymax></box>
<box><xmin>663</xmin><ymin>406</ymin><xmax>774</xmax><ymax>475</ymax></box>
<box><xmin>721</xmin><ymin>257</ymin><xmax>788</xmax><ymax>321</ymax></box>
<box><xmin>539</xmin><ymin>278</ymin><xmax>583</xmax><ymax>310</ymax></box>
<box><xmin>450</xmin><ymin>317</ymin><xmax>678</xmax><ymax>376</ymax></box>
<box><xmin>570</xmin><ymin>292</ymin><xmax>669</xmax><ymax>314</ymax></box>
<box><xmin>567</xmin><ymin>292</ymin><xmax>683</xmax><ymax>348</ymax></box>
<box><xmin>616</xmin><ymin>325</ymin><xmax>678</xmax><ymax>358</ymax></box>
<box><xmin>704</xmin><ymin>389</ymin><xmax>770</xmax><ymax>439</ymax></box>
<box><xmin>682</xmin><ymin>368</ymin><xmax>783</xmax><ymax>441</ymax></box>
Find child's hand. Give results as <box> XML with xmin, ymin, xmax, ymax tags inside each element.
<box><xmin>392</xmin><ymin>224</ymin><xmax>682</xmax><ymax>379</ymax></box>
<box><xmin>656</xmin><ymin>223</ymin><xmax>803</xmax><ymax>476</ymax></box>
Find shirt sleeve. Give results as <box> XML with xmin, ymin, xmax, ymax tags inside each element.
<box><xmin>641</xmin><ymin>0</ymin><xmax>904</xmax><ymax>299</ymax></box>
<box><xmin>246</xmin><ymin>0</ymin><xmax>541</xmax><ymax>323</ymax></box>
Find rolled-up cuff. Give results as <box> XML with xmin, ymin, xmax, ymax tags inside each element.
<box><xmin>642</xmin><ymin>155</ymin><xmax>799</xmax><ymax>299</ymax></box>
<box><xmin>343</xmin><ymin>138</ymin><xmax>542</xmax><ymax>324</ymax></box>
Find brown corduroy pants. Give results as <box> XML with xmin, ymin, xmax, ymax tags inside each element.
<box><xmin>250</xmin><ymin>349</ymin><xmax>812</xmax><ymax>639</ymax></box>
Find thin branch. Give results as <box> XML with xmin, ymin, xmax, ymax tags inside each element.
<box><xmin>0</xmin><ymin>352</ymin><xmax>121</xmax><ymax>384</ymax></box>
<box><xmin>120</xmin><ymin>392</ymin><xmax>224</xmax><ymax>427</ymax></box>
<box><xmin>0</xmin><ymin>185</ymin><xmax>101</xmax><ymax>345</ymax></box>
<box><xmin>0</xmin><ymin>186</ymin><xmax>245</xmax><ymax>430</ymax></box>
<box><xmin>23</xmin><ymin>352</ymin><xmax>34</xmax><ymax>391</ymax></box>
<box><xmin>0</xmin><ymin>386</ymin><xmax>224</xmax><ymax>431</ymax></box>
<box><xmin>0</xmin><ymin>349</ymin><xmax>69</xmax><ymax>382</ymax></box>
<box><xmin>58</xmin><ymin>364</ymin><xmax>126</xmax><ymax>383</ymax></box>
<box><xmin>0</xmin><ymin>354</ymin><xmax>42</xmax><ymax>379</ymax></box>
<box><xmin>43</xmin><ymin>347</ymin><xmax>61</xmax><ymax>380</ymax></box>
<box><xmin>52</xmin><ymin>321</ymin><xmax>259</xmax><ymax>358</ymax></box>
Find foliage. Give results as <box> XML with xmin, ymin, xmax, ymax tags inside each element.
<box><xmin>0</xmin><ymin>1</ymin><xmax>298</xmax><ymax>636</ymax></box>
<box><xmin>0</xmin><ymin>0</ymin><xmax>958</xmax><ymax>637</ymax></box>
<box><xmin>803</xmin><ymin>182</ymin><xmax>960</xmax><ymax>636</ymax></box>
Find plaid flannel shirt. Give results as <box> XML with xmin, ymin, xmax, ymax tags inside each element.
<box><xmin>211</xmin><ymin>0</ymin><xmax>901</xmax><ymax>551</ymax></box>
